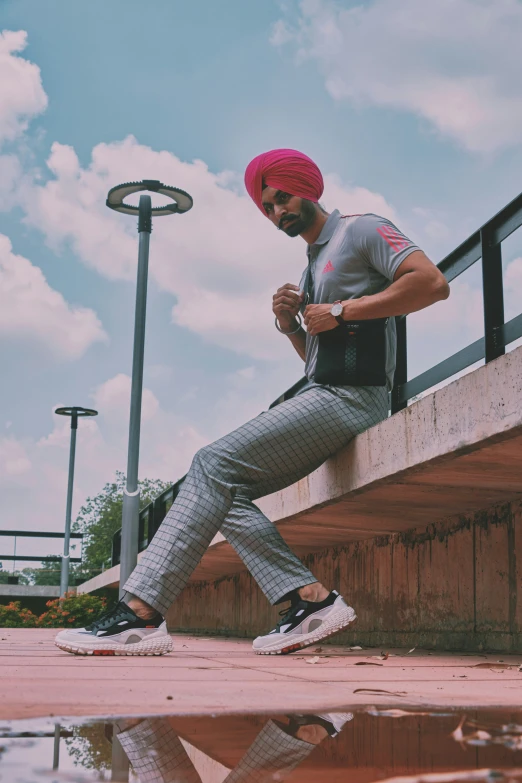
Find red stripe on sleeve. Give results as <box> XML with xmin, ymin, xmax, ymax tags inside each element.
<box><xmin>376</xmin><ymin>225</ymin><xmax>402</xmax><ymax>252</ymax></box>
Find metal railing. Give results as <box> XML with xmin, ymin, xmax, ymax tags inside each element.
<box><xmin>111</xmin><ymin>190</ymin><xmax>522</xmax><ymax>566</ymax></box>
<box><xmin>0</xmin><ymin>530</ymin><xmax>83</xmax><ymax>564</ymax></box>
<box><xmin>392</xmin><ymin>191</ymin><xmax>522</xmax><ymax>411</ymax></box>
<box><xmin>111</xmin><ymin>478</ymin><xmax>185</xmax><ymax>567</ymax></box>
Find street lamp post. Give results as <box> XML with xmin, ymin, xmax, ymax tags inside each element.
<box><xmin>106</xmin><ymin>180</ymin><xmax>193</xmax><ymax>595</ymax></box>
<box><xmin>55</xmin><ymin>406</ymin><xmax>98</xmax><ymax>597</ymax></box>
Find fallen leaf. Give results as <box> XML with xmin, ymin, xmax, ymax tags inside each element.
<box><xmin>381</xmin><ymin>652</ymin><xmax>390</xmax><ymax>660</ymax></box>
<box><xmin>166</xmin><ymin>696</ymin><xmax>173</xmax><ymax>700</ymax></box>
<box><xmin>473</xmin><ymin>730</ymin><xmax>492</xmax><ymax>741</ymax></box>
<box><xmin>452</xmin><ymin>717</ymin><xmax>498</xmax><ymax>748</ymax></box>
<box><xmin>313</xmin><ymin>647</ymin><xmax>323</xmax><ymax>653</ymax></box>
<box><xmin>356</xmin><ymin>661</ymin><xmax>383</xmax><ymax>666</ymax></box>
<box><xmin>354</xmin><ymin>688</ymin><xmax>406</xmax><ymax>696</ymax></box>
<box><xmin>472</xmin><ymin>663</ymin><xmax>515</xmax><ymax>670</ymax></box>
<box><xmin>367</xmin><ymin>708</ymin><xmax>435</xmax><ymax>718</ymax></box>
<box><xmin>451</xmin><ymin>717</ymin><xmax>466</xmax><ymax>743</ymax></box>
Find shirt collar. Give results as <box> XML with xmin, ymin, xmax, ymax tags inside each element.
<box><xmin>309</xmin><ymin>209</ymin><xmax>341</xmax><ymax>248</ymax></box>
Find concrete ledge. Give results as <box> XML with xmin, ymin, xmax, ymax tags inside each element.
<box><xmin>170</xmin><ymin>499</ymin><xmax>522</xmax><ymax>652</ymax></box>
<box><xmin>259</xmin><ymin>346</ymin><xmax>522</xmax><ymax>522</ymax></box>
<box><xmin>191</xmin><ymin>346</ymin><xmax>522</xmax><ymax>581</ymax></box>
<box><xmin>76</xmin><ymin>565</ymin><xmax>120</xmax><ymax>594</ymax></box>
<box><xmin>0</xmin><ymin>585</ymin><xmax>61</xmax><ymax>599</ymax></box>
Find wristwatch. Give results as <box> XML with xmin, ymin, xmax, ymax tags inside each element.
<box><xmin>330</xmin><ymin>300</ymin><xmax>345</xmax><ymax>326</ymax></box>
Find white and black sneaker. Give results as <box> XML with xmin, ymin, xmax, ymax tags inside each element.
<box><xmin>54</xmin><ymin>600</ymin><xmax>173</xmax><ymax>656</ymax></box>
<box><xmin>252</xmin><ymin>590</ymin><xmax>356</xmax><ymax>655</ymax></box>
<box><xmin>285</xmin><ymin>712</ymin><xmax>354</xmax><ymax>738</ymax></box>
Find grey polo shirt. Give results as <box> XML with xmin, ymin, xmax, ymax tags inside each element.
<box><xmin>299</xmin><ymin>210</ymin><xmax>420</xmax><ymax>390</ymax></box>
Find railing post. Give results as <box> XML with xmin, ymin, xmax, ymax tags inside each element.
<box><xmin>391</xmin><ymin>316</ymin><xmax>408</xmax><ymax>413</ymax></box>
<box><xmin>481</xmin><ymin>228</ymin><xmax>505</xmax><ymax>363</ymax></box>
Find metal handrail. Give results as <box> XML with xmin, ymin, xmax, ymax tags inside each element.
<box><xmin>111</xmin><ymin>478</ymin><xmax>185</xmax><ymax>567</ymax></box>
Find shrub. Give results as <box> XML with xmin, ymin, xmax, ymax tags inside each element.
<box><xmin>37</xmin><ymin>592</ymin><xmax>107</xmax><ymax>628</ymax></box>
<box><xmin>0</xmin><ymin>601</ymin><xmax>38</xmax><ymax>628</ymax></box>
<box><xmin>0</xmin><ymin>593</ymin><xmax>108</xmax><ymax>628</ymax></box>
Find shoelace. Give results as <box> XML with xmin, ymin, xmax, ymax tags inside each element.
<box><xmin>85</xmin><ymin>600</ymin><xmax>133</xmax><ymax>633</ymax></box>
<box><xmin>273</xmin><ymin>597</ymin><xmax>304</xmax><ymax>632</ymax></box>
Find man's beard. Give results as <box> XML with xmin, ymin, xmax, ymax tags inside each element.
<box><xmin>279</xmin><ymin>199</ymin><xmax>317</xmax><ymax>237</ymax></box>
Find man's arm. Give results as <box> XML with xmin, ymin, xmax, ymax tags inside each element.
<box><xmin>341</xmin><ymin>249</ymin><xmax>449</xmax><ymax>320</ymax></box>
<box><xmin>272</xmin><ymin>283</ymin><xmax>307</xmax><ymax>361</ymax></box>
<box><xmin>304</xmin><ymin>250</ymin><xmax>449</xmax><ymax>335</ymax></box>
<box><xmin>304</xmin><ymin>215</ymin><xmax>449</xmax><ymax>336</ymax></box>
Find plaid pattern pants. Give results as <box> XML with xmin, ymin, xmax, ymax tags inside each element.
<box><xmin>117</xmin><ymin>717</ymin><xmax>316</xmax><ymax>783</ymax></box>
<box><xmin>124</xmin><ymin>384</ymin><xmax>388</xmax><ymax>614</ymax></box>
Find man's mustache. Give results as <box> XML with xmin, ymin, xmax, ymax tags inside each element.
<box><xmin>278</xmin><ymin>214</ymin><xmax>300</xmax><ymax>230</ymax></box>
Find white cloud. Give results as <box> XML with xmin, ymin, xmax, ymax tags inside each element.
<box><xmin>412</xmin><ymin>208</ymin><xmax>451</xmax><ymax>245</ymax></box>
<box><xmin>0</xmin><ymin>380</ymin><xmax>209</xmax><ymax>542</ymax></box>
<box><xmin>322</xmin><ymin>175</ymin><xmax>398</xmax><ymax>222</ymax></box>
<box><xmin>0</xmin><ymin>30</ymin><xmax>47</xmax><ymax>146</ymax></box>
<box><xmin>0</xmin><ymin>436</ymin><xmax>31</xmax><ymax>477</ymax></box>
<box><xmin>505</xmin><ymin>256</ymin><xmax>522</xmax><ymax>305</ymax></box>
<box><xmin>89</xmin><ymin>373</ymin><xmax>207</xmax><ymax>482</ymax></box>
<box><xmin>92</xmin><ymin>373</ymin><xmax>160</xmax><ymax>423</ymax></box>
<box><xmin>0</xmin><ymin>155</ymin><xmax>23</xmax><ymax>210</ymax></box>
<box><xmin>272</xmin><ymin>0</ymin><xmax>522</xmax><ymax>153</ymax></box>
<box><xmin>20</xmin><ymin>135</ymin><xmax>399</xmax><ymax>360</ymax></box>
<box><xmin>0</xmin><ymin>233</ymin><xmax>108</xmax><ymax>359</ymax></box>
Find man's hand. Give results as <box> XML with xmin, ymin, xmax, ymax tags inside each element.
<box><xmin>303</xmin><ymin>304</ymin><xmax>338</xmax><ymax>336</ymax></box>
<box><xmin>272</xmin><ymin>283</ymin><xmax>303</xmax><ymax>331</ymax></box>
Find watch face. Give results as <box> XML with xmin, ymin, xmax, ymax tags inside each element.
<box><xmin>331</xmin><ymin>303</ymin><xmax>343</xmax><ymax>317</ymax></box>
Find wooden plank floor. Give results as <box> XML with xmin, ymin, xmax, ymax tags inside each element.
<box><xmin>2</xmin><ymin>629</ymin><xmax>522</xmax><ymax>720</ymax></box>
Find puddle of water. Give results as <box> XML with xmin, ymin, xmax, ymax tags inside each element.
<box><xmin>2</xmin><ymin>710</ymin><xmax>522</xmax><ymax>783</ymax></box>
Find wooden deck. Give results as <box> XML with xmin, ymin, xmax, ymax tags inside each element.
<box><xmin>2</xmin><ymin>629</ymin><xmax>522</xmax><ymax>720</ymax></box>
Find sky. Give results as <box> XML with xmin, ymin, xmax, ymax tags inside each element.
<box><xmin>1</xmin><ymin>0</ymin><xmax>522</xmax><ymax>564</ymax></box>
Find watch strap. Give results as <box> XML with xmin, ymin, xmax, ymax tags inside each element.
<box><xmin>332</xmin><ymin>300</ymin><xmax>345</xmax><ymax>326</ymax></box>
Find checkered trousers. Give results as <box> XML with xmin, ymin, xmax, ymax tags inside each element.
<box><xmin>224</xmin><ymin>720</ymin><xmax>315</xmax><ymax>783</ymax></box>
<box><xmin>124</xmin><ymin>383</ymin><xmax>389</xmax><ymax>614</ymax></box>
<box><xmin>117</xmin><ymin>719</ymin><xmax>202</xmax><ymax>783</ymax></box>
<box><xmin>116</xmin><ymin>718</ymin><xmax>316</xmax><ymax>783</ymax></box>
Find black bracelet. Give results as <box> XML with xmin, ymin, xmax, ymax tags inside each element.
<box><xmin>274</xmin><ymin>314</ymin><xmax>303</xmax><ymax>335</ymax></box>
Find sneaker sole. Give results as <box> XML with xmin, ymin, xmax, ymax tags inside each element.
<box><xmin>54</xmin><ymin>634</ymin><xmax>173</xmax><ymax>656</ymax></box>
<box><xmin>254</xmin><ymin>604</ymin><xmax>357</xmax><ymax>655</ymax></box>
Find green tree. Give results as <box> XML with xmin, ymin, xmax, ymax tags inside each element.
<box><xmin>73</xmin><ymin>471</ymin><xmax>171</xmax><ymax>574</ymax></box>
<box><xmin>20</xmin><ymin>557</ymin><xmax>62</xmax><ymax>586</ymax></box>
<box><xmin>65</xmin><ymin>722</ymin><xmax>113</xmax><ymax>773</ymax></box>
<box><xmin>0</xmin><ymin>567</ymin><xmax>29</xmax><ymax>585</ymax></box>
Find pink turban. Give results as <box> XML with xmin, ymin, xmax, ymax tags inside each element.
<box><xmin>244</xmin><ymin>148</ymin><xmax>324</xmax><ymax>215</ymax></box>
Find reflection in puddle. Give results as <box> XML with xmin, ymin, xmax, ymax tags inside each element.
<box><xmin>2</xmin><ymin>710</ymin><xmax>522</xmax><ymax>782</ymax></box>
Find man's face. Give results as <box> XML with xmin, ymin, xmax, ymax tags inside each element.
<box><xmin>261</xmin><ymin>187</ymin><xmax>317</xmax><ymax>237</ymax></box>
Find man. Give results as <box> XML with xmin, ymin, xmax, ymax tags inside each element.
<box><xmin>55</xmin><ymin>148</ymin><xmax>449</xmax><ymax>657</ymax></box>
